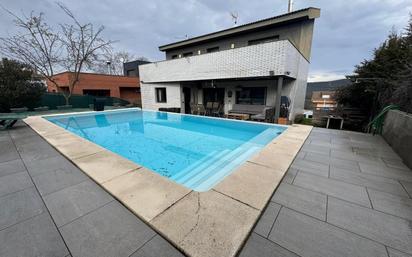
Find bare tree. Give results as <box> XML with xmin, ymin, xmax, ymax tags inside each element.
<box><xmin>0</xmin><ymin>3</ymin><xmax>113</xmax><ymax>105</ymax></box>
<box><xmin>93</xmin><ymin>51</ymin><xmax>149</xmax><ymax>75</ymax></box>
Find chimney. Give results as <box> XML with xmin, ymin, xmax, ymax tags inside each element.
<box><xmin>288</xmin><ymin>0</ymin><xmax>294</xmax><ymax>12</ymax></box>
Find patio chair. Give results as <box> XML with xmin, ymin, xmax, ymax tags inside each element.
<box><xmin>212</xmin><ymin>103</ymin><xmax>223</xmax><ymax>117</ymax></box>
<box><xmin>197</xmin><ymin>105</ymin><xmax>206</xmax><ymax>115</ymax></box>
<box><xmin>250</xmin><ymin>107</ymin><xmax>275</xmax><ymax>123</ymax></box>
<box><xmin>0</xmin><ymin>114</ymin><xmax>27</xmax><ymax>129</ymax></box>
<box><xmin>205</xmin><ymin>102</ymin><xmax>213</xmax><ymax>115</ymax></box>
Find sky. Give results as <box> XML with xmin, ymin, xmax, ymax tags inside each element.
<box><xmin>0</xmin><ymin>0</ymin><xmax>411</xmax><ymax>82</ymax></box>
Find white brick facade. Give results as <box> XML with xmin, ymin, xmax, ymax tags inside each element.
<box><xmin>141</xmin><ymin>83</ymin><xmax>182</xmax><ymax>110</ymax></box>
<box><xmin>139</xmin><ymin>40</ymin><xmax>300</xmax><ymax>83</ymax></box>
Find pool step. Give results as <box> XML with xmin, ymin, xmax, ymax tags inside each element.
<box><xmin>181</xmin><ymin>143</ymin><xmax>261</xmax><ymax>191</ymax></box>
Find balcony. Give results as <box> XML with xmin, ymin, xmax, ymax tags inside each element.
<box><xmin>139</xmin><ymin>40</ymin><xmax>306</xmax><ymax>83</ymax></box>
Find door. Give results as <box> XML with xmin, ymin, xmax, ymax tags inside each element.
<box><xmin>183</xmin><ymin>87</ymin><xmax>191</xmax><ymax>114</ymax></box>
<box><xmin>203</xmin><ymin>88</ymin><xmax>225</xmax><ymax>104</ymax></box>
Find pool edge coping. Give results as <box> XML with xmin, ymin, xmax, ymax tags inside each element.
<box><xmin>23</xmin><ymin>113</ymin><xmax>312</xmax><ymax>257</ymax></box>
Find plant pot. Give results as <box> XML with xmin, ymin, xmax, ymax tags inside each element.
<box><xmin>277</xmin><ymin>117</ymin><xmax>289</xmax><ymax>125</ymax></box>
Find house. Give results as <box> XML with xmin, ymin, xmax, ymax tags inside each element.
<box><xmin>305</xmin><ymin>79</ymin><xmax>350</xmax><ymax>110</ymax></box>
<box><xmin>138</xmin><ymin>7</ymin><xmax>320</xmax><ymax>122</ymax></box>
<box><xmin>47</xmin><ymin>72</ymin><xmax>141</xmax><ymax>104</ymax></box>
<box><xmin>123</xmin><ymin>60</ymin><xmax>151</xmax><ymax>77</ymax></box>
<box><xmin>311</xmin><ymin>90</ymin><xmax>338</xmax><ymax>110</ymax></box>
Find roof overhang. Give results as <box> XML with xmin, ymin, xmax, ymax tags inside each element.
<box><xmin>159</xmin><ymin>7</ymin><xmax>320</xmax><ymax>52</ymax></box>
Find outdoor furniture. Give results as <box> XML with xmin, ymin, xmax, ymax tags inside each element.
<box><xmin>324</xmin><ymin>115</ymin><xmax>344</xmax><ymax>130</ymax></box>
<box><xmin>227</xmin><ymin>113</ymin><xmax>250</xmax><ymax>120</ymax></box>
<box><xmin>228</xmin><ymin>104</ymin><xmax>269</xmax><ymax>115</ymax></box>
<box><xmin>94</xmin><ymin>98</ymin><xmax>106</xmax><ymax>111</ymax></box>
<box><xmin>212</xmin><ymin>104</ymin><xmax>224</xmax><ymax>117</ymax></box>
<box><xmin>251</xmin><ymin>107</ymin><xmax>275</xmax><ymax>123</ymax></box>
<box><xmin>0</xmin><ymin>114</ymin><xmax>27</xmax><ymax>129</ymax></box>
<box><xmin>205</xmin><ymin>102</ymin><xmax>213</xmax><ymax>115</ymax></box>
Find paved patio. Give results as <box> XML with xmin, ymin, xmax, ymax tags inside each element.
<box><xmin>1</xmin><ymin>123</ymin><xmax>411</xmax><ymax>257</ymax></box>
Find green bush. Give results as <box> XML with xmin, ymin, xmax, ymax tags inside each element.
<box><xmin>294</xmin><ymin>114</ymin><xmax>313</xmax><ymax>125</ymax></box>
<box><xmin>0</xmin><ymin>58</ymin><xmax>46</xmax><ymax>112</ymax></box>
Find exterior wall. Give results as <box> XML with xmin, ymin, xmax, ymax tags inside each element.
<box><xmin>47</xmin><ymin>72</ymin><xmax>140</xmax><ymax>103</ymax></box>
<box><xmin>287</xmin><ymin>54</ymin><xmax>309</xmax><ymax>120</ymax></box>
<box><xmin>164</xmin><ymin>19</ymin><xmax>315</xmax><ymax>61</ymax></box>
<box><xmin>382</xmin><ymin>110</ymin><xmax>412</xmax><ymax>169</ymax></box>
<box><xmin>141</xmin><ymin>82</ymin><xmax>182</xmax><ymax>111</ymax></box>
<box><xmin>140</xmin><ymin>40</ymin><xmax>299</xmax><ymax>83</ymax></box>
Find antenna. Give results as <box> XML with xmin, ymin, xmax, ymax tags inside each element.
<box><xmin>288</xmin><ymin>0</ymin><xmax>294</xmax><ymax>12</ymax></box>
<box><xmin>230</xmin><ymin>11</ymin><xmax>238</xmax><ymax>26</ymax></box>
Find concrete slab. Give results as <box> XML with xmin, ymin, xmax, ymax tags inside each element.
<box><xmin>388</xmin><ymin>248</ymin><xmax>412</xmax><ymax>257</ymax></box>
<box><xmin>214</xmin><ymin>161</ymin><xmax>285</xmax><ymax>210</ymax></box>
<box><xmin>0</xmin><ymin>187</ymin><xmax>44</xmax><ymax>230</ymax></box>
<box><xmin>151</xmin><ymin>190</ymin><xmax>260</xmax><ymax>257</ymax></box>
<box><xmin>0</xmin><ymin>213</ymin><xmax>69</xmax><ymax>257</ymax></box>
<box><xmin>0</xmin><ymin>159</ymin><xmax>26</xmax><ymax>178</ymax></box>
<box><xmin>359</xmin><ymin>163</ymin><xmax>412</xmax><ymax>182</ymax></box>
<box><xmin>73</xmin><ymin>150</ymin><xmax>139</xmax><ymax>183</ymax></box>
<box><xmin>327</xmin><ymin>197</ymin><xmax>412</xmax><ymax>255</ymax></box>
<box><xmin>269</xmin><ymin>208</ymin><xmax>388</xmax><ymax>257</ymax></box>
<box><xmin>368</xmin><ymin>189</ymin><xmax>412</xmax><ymax>220</ymax></box>
<box><xmin>290</xmin><ymin>158</ymin><xmax>329</xmax><ymax>177</ymax></box>
<box><xmin>281</xmin><ymin>167</ymin><xmax>298</xmax><ymax>184</ymax></box>
<box><xmin>239</xmin><ymin>233</ymin><xmax>300</xmax><ymax>257</ymax></box>
<box><xmin>0</xmin><ymin>171</ymin><xmax>33</xmax><ymax>197</ymax></box>
<box><xmin>103</xmin><ymin>168</ymin><xmax>191</xmax><ymax>221</ymax></box>
<box><xmin>60</xmin><ymin>201</ymin><xmax>156</xmax><ymax>257</ymax></box>
<box><xmin>130</xmin><ymin>235</ymin><xmax>185</xmax><ymax>257</ymax></box>
<box><xmin>271</xmin><ymin>182</ymin><xmax>327</xmax><ymax>220</ymax></box>
<box><xmin>293</xmin><ymin>172</ymin><xmax>371</xmax><ymax>207</ymax></box>
<box><xmin>44</xmin><ymin>180</ymin><xmax>114</xmax><ymax>227</ymax></box>
<box><xmin>25</xmin><ymin>155</ymin><xmax>80</xmax><ymax>177</ymax></box>
<box><xmin>330</xmin><ymin>166</ymin><xmax>409</xmax><ymax>197</ymax></box>
<box><xmin>400</xmin><ymin>181</ymin><xmax>412</xmax><ymax>198</ymax></box>
<box><xmin>253</xmin><ymin>202</ymin><xmax>281</xmax><ymax>238</ymax></box>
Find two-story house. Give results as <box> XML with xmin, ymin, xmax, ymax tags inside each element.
<box><xmin>139</xmin><ymin>7</ymin><xmax>320</xmax><ymax>122</ymax></box>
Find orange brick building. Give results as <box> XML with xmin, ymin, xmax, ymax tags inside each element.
<box><xmin>47</xmin><ymin>72</ymin><xmax>141</xmax><ymax>104</ymax></box>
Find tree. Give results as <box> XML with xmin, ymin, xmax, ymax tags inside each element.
<box><xmin>93</xmin><ymin>51</ymin><xmax>149</xmax><ymax>75</ymax></box>
<box><xmin>0</xmin><ymin>58</ymin><xmax>45</xmax><ymax>112</ymax></box>
<box><xmin>0</xmin><ymin>3</ymin><xmax>113</xmax><ymax>105</ymax></box>
<box><xmin>336</xmin><ymin>16</ymin><xmax>412</xmax><ymax>130</ymax></box>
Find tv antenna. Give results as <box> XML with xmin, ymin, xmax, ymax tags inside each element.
<box><xmin>230</xmin><ymin>11</ymin><xmax>238</xmax><ymax>26</ymax></box>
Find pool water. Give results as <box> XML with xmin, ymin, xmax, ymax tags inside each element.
<box><xmin>46</xmin><ymin>109</ymin><xmax>286</xmax><ymax>191</ymax></box>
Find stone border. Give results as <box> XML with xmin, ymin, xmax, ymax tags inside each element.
<box><xmin>24</xmin><ymin>113</ymin><xmax>311</xmax><ymax>257</ymax></box>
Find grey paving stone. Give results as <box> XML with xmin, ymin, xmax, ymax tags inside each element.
<box><xmin>0</xmin><ymin>212</ymin><xmax>69</xmax><ymax>257</ymax></box>
<box><xmin>18</xmin><ymin>140</ymin><xmax>60</xmax><ymax>162</ymax></box>
<box><xmin>253</xmin><ymin>202</ymin><xmax>281</xmax><ymax>238</ymax></box>
<box><xmin>295</xmin><ymin>151</ymin><xmax>306</xmax><ymax>159</ymax></box>
<box><xmin>44</xmin><ymin>180</ymin><xmax>113</xmax><ymax>227</ymax></box>
<box><xmin>0</xmin><ymin>171</ymin><xmax>33</xmax><ymax>197</ymax></box>
<box><xmin>291</xmin><ymin>159</ymin><xmax>329</xmax><ymax>177</ymax></box>
<box><xmin>13</xmin><ymin>134</ymin><xmax>45</xmax><ymax>147</ymax></box>
<box><xmin>293</xmin><ymin>172</ymin><xmax>371</xmax><ymax>207</ymax></box>
<box><xmin>31</xmin><ymin>164</ymin><xmax>88</xmax><ymax>196</ymax></box>
<box><xmin>25</xmin><ymin>155</ymin><xmax>78</xmax><ymax>177</ymax></box>
<box><xmin>388</xmin><ymin>248</ymin><xmax>412</xmax><ymax>257</ymax></box>
<box><xmin>61</xmin><ymin>201</ymin><xmax>156</xmax><ymax>257</ymax></box>
<box><xmin>305</xmin><ymin>152</ymin><xmax>360</xmax><ymax>171</ymax></box>
<box><xmin>359</xmin><ymin>163</ymin><xmax>412</xmax><ymax>182</ymax></box>
<box><xmin>239</xmin><ymin>233</ymin><xmax>299</xmax><ymax>257</ymax></box>
<box><xmin>330</xmin><ymin>166</ymin><xmax>409</xmax><ymax>197</ymax></box>
<box><xmin>327</xmin><ymin>197</ymin><xmax>412</xmax><ymax>255</ymax></box>
<box><xmin>0</xmin><ymin>141</ymin><xmax>20</xmax><ymax>163</ymax></box>
<box><xmin>130</xmin><ymin>235</ymin><xmax>185</xmax><ymax>257</ymax></box>
<box><xmin>271</xmin><ymin>182</ymin><xmax>327</xmax><ymax>220</ymax></box>
<box><xmin>0</xmin><ymin>159</ymin><xmax>26</xmax><ymax>178</ymax></box>
<box><xmin>9</xmin><ymin>125</ymin><xmax>38</xmax><ymax>139</ymax></box>
<box><xmin>302</xmin><ymin>144</ymin><xmax>331</xmax><ymax>155</ymax></box>
<box><xmin>368</xmin><ymin>189</ymin><xmax>412</xmax><ymax>220</ymax></box>
<box><xmin>331</xmin><ymin>149</ymin><xmax>385</xmax><ymax>165</ymax></box>
<box><xmin>0</xmin><ymin>187</ymin><xmax>44</xmax><ymax>230</ymax></box>
<box><xmin>269</xmin><ymin>208</ymin><xmax>388</xmax><ymax>257</ymax></box>
<box><xmin>282</xmin><ymin>167</ymin><xmax>298</xmax><ymax>184</ymax></box>
<box><xmin>400</xmin><ymin>181</ymin><xmax>412</xmax><ymax>198</ymax></box>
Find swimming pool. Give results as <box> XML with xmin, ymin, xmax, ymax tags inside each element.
<box><xmin>46</xmin><ymin>109</ymin><xmax>286</xmax><ymax>191</ymax></box>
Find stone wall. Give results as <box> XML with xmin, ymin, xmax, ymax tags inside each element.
<box><xmin>382</xmin><ymin>110</ymin><xmax>412</xmax><ymax>169</ymax></box>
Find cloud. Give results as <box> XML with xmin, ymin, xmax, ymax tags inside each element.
<box><xmin>0</xmin><ymin>0</ymin><xmax>411</xmax><ymax>79</ymax></box>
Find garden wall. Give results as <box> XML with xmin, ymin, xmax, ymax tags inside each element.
<box><xmin>382</xmin><ymin>110</ymin><xmax>412</xmax><ymax>169</ymax></box>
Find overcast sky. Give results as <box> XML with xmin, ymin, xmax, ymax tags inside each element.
<box><xmin>1</xmin><ymin>0</ymin><xmax>411</xmax><ymax>81</ymax></box>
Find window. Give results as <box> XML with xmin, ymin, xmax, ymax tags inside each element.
<box><xmin>235</xmin><ymin>87</ymin><xmax>266</xmax><ymax>105</ymax></box>
<box><xmin>126</xmin><ymin>69</ymin><xmax>137</xmax><ymax>76</ymax></box>
<box><xmin>183</xmin><ymin>52</ymin><xmax>193</xmax><ymax>57</ymax></box>
<box><xmin>248</xmin><ymin>35</ymin><xmax>280</xmax><ymax>46</ymax></box>
<box><xmin>197</xmin><ymin>50</ymin><xmax>202</xmax><ymax>55</ymax></box>
<box><xmin>155</xmin><ymin>88</ymin><xmax>167</xmax><ymax>103</ymax></box>
<box><xmin>206</xmin><ymin>47</ymin><xmax>219</xmax><ymax>53</ymax></box>
<box><xmin>171</xmin><ymin>55</ymin><xmax>178</xmax><ymax>59</ymax></box>
<box><xmin>230</xmin><ymin>43</ymin><xmax>235</xmax><ymax>49</ymax></box>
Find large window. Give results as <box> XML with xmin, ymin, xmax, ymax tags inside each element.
<box><xmin>155</xmin><ymin>88</ymin><xmax>167</xmax><ymax>103</ymax></box>
<box><xmin>235</xmin><ymin>87</ymin><xmax>266</xmax><ymax>105</ymax></box>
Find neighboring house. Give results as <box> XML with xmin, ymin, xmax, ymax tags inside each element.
<box><xmin>138</xmin><ymin>7</ymin><xmax>321</xmax><ymax>121</ymax></box>
<box><xmin>311</xmin><ymin>90</ymin><xmax>337</xmax><ymax>110</ymax></box>
<box><xmin>123</xmin><ymin>60</ymin><xmax>151</xmax><ymax>77</ymax></box>
<box><xmin>47</xmin><ymin>72</ymin><xmax>141</xmax><ymax>104</ymax></box>
<box><xmin>305</xmin><ymin>79</ymin><xmax>350</xmax><ymax>110</ymax></box>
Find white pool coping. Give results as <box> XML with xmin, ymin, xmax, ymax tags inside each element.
<box><xmin>24</xmin><ymin>109</ymin><xmax>312</xmax><ymax>257</ymax></box>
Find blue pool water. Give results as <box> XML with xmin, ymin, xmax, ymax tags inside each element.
<box><xmin>46</xmin><ymin>109</ymin><xmax>286</xmax><ymax>191</ymax></box>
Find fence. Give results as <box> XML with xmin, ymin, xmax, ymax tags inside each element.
<box><xmin>40</xmin><ymin>93</ymin><xmax>129</xmax><ymax>109</ymax></box>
